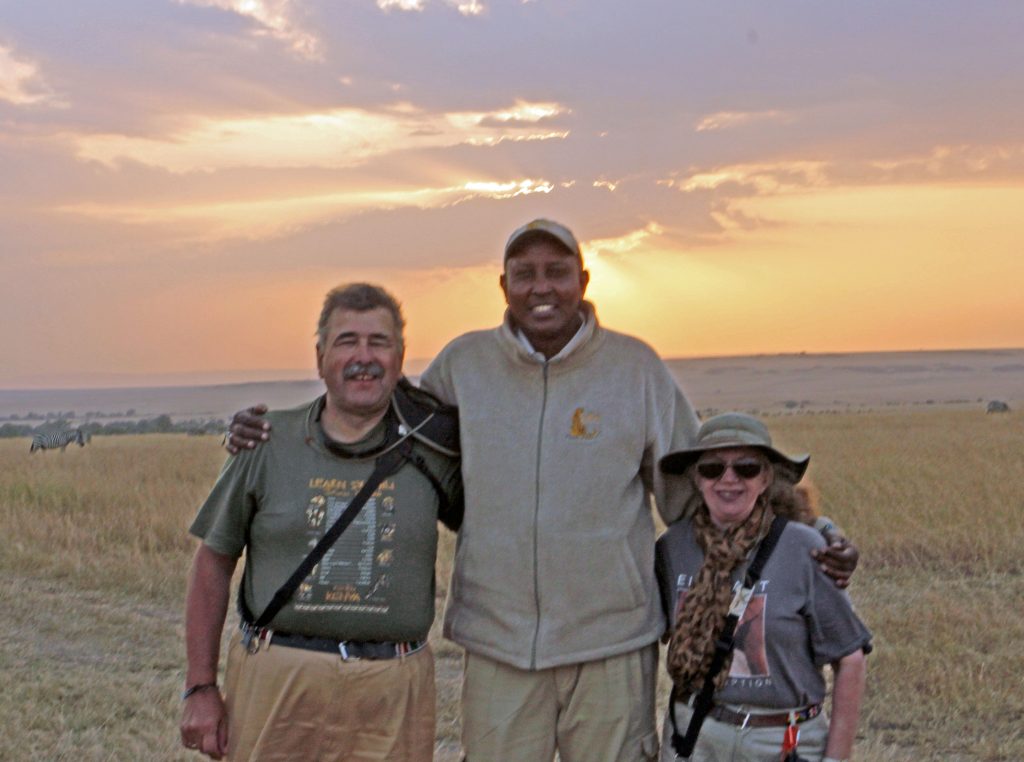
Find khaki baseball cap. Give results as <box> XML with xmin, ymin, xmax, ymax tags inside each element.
<box><xmin>504</xmin><ymin>218</ymin><xmax>583</xmax><ymax>265</ymax></box>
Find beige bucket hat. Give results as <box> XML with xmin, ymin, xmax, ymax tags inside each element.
<box><xmin>659</xmin><ymin>412</ymin><xmax>810</xmax><ymax>481</ymax></box>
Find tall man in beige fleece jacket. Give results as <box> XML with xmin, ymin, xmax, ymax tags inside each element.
<box><xmin>417</xmin><ymin>218</ymin><xmax>697</xmax><ymax>761</ymax></box>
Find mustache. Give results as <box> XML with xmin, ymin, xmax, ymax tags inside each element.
<box><xmin>343</xmin><ymin>362</ymin><xmax>386</xmax><ymax>380</ymax></box>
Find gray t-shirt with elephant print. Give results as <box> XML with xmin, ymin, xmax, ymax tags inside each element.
<box><xmin>656</xmin><ymin>519</ymin><xmax>872</xmax><ymax>708</ymax></box>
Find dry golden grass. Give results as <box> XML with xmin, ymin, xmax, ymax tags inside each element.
<box><xmin>760</xmin><ymin>410</ymin><xmax>1024</xmax><ymax>761</ymax></box>
<box><xmin>1</xmin><ymin>435</ymin><xmax>222</xmax><ymax>600</ymax></box>
<box><xmin>1</xmin><ymin>409</ymin><xmax>1022</xmax><ymax>760</ymax></box>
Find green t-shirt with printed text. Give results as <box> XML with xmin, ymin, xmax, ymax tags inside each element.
<box><xmin>190</xmin><ymin>397</ymin><xmax>461</xmax><ymax>642</ymax></box>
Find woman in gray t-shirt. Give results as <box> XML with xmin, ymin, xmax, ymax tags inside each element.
<box><xmin>656</xmin><ymin>413</ymin><xmax>871</xmax><ymax>762</ymax></box>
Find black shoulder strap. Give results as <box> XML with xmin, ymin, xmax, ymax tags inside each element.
<box><xmin>393</xmin><ymin>377</ymin><xmax>460</xmax><ymax>457</ymax></box>
<box><xmin>670</xmin><ymin>515</ymin><xmax>789</xmax><ymax>758</ymax></box>
<box><xmin>239</xmin><ymin>438</ymin><xmax>412</xmax><ymax>629</ymax></box>
<box><xmin>392</xmin><ymin>377</ymin><xmax>463</xmax><ymax>530</ymax></box>
<box><xmin>743</xmin><ymin>513</ymin><xmax>787</xmax><ymax>587</ymax></box>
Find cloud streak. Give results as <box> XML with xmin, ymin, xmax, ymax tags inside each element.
<box><xmin>0</xmin><ymin>44</ymin><xmax>58</xmax><ymax>106</ymax></box>
<box><xmin>377</xmin><ymin>0</ymin><xmax>486</xmax><ymax>15</ymax></box>
<box><xmin>72</xmin><ymin>100</ymin><xmax>570</xmax><ymax>173</ymax></box>
<box><xmin>176</xmin><ymin>0</ymin><xmax>322</xmax><ymax>59</ymax></box>
<box><xmin>56</xmin><ymin>176</ymin><xmax>558</xmax><ymax>240</ymax></box>
<box><xmin>695</xmin><ymin>110</ymin><xmax>792</xmax><ymax>132</ymax></box>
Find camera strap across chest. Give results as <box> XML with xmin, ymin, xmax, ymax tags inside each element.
<box><xmin>669</xmin><ymin>514</ymin><xmax>789</xmax><ymax>759</ymax></box>
<box><xmin>238</xmin><ymin>427</ymin><xmax>413</xmax><ymax>634</ymax></box>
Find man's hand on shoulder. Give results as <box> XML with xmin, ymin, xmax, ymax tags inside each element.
<box><xmin>812</xmin><ymin>534</ymin><xmax>859</xmax><ymax>589</ymax></box>
<box><xmin>180</xmin><ymin>686</ymin><xmax>229</xmax><ymax>759</ymax></box>
<box><xmin>224</xmin><ymin>404</ymin><xmax>271</xmax><ymax>454</ymax></box>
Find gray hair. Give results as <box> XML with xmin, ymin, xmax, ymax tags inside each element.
<box><xmin>316</xmin><ymin>283</ymin><xmax>405</xmax><ymax>349</ymax></box>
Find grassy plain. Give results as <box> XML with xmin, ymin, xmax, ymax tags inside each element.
<box><xmin>1</xmin><ymin>409</ymin><xmax>1022</xmax><ymax>760</ymax></box>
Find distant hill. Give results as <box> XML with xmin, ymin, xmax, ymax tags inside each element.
<box><xmin>665</xmin><ymin>348</ymin><xmax>1023</xmax><ymax>414</ymax></box>
<box><xmin>1</xmin><ymin>348</ymin><xmax>1020</xmax><ymax>421</ymax></box>
<box><xmin>0</xmin><ymin>380</ymin><xmax>322</xmax><ymax>422</ymax></box>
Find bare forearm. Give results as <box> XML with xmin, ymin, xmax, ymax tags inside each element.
<box><xmin>184</xmin><ymin>544</ymin><xmax>236</xmax><ymax>685</ymax></box>
<box><xmin>826</xmin><ymin>649</ymin><xmax>867</xmax><ymax>759</ymax></box>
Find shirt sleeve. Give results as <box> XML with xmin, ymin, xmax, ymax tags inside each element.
<box><xmin>647</xmin><ymin>359</ymin><xmax>701</xmax><ymax>525</ymax></box>
<box><xmin>805</xmin><ymin>561</ymin><xmax>874</xmax><ymax>666</ymax></box>
<box><xmin>419</xmin><ymin>352</ymin><xmax>456</xmax><ymax>406</ymax></box>
<box><xmin>188</xmin><ymin>450</ymin><xmax>261</xmax><ymax>559</ymax></box>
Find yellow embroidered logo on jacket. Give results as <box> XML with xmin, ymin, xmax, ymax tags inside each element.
<box><xmin>570</xmin><ymin>407</ymin><xmax>601</xmax><ymax>440</ymax></box>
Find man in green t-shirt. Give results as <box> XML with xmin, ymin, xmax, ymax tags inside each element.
<box><xmin>179</xmin><ymin>283</ymin><xmax>461</xmax><ymax>762</ymax></box>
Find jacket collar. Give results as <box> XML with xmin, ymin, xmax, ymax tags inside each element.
<box><xmin>498</xmin><ymin>300</ymin><xmax>603</xmax><ymax>367</ymax></box>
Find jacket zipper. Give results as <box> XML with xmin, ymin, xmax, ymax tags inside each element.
<box><xmin>530</xmin><ymin>360</ymin><xmax>549</xmax><ymax>670</ymax></box>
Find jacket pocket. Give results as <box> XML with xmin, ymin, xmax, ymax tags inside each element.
<box><xmin>552</xmin><ymin>539</ymin><xmax>649</xmax><ymax>629</ymax></box>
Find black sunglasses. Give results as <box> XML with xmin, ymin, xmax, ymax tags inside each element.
<box><xmin>696</xmin><ymin>459</ymin><xmax>765</xmax><ymax>480</ymax></box>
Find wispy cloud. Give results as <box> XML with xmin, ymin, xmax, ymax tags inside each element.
<box><xmin>462</xmin><ymin>178</ymin><xmax>552</xmax><ymax>198</ymax></box>
<box><xmin>664</xmin><ymin>161</ymin><xmax>829</xmax><ymax>195</ymax></box>
<box><xmin>176</xmin><ymin>0</ymin><xmax>321</xmax><ymax>59</ymax></box>
<box><xmin>56</xmin><ymin>176</ymin><xmax>557</xmax><ymax>239</ymax></box>
<box><xmin>0</xmin><ymin>45</ymin><xmax>58</xmax><ymax>106</ymax></box>
<box><xmin>377</xmin><ymin>0</ymin><xmax>427</xmax><ymax>11</ymax></box>
<box><xmin>448</xmin><ymin>0</ymin><xmax>486</xmax><ymax>16</ymax></box>
<box><xmin>867</xmin><ymin>144</ymin><xmax>1024</xmax><ymax>178</ymax></box>
<box><xmin>664</xmin><ymin>144</ymin><xmax>1024</xmax><ymax>200</ymax></box>
<box><xmin>73</xmin><ymin>100</ymin><xmax>570</xmax><ymax>173</ymax></box>
<box><xmin>377</xmin><ymin>0</ymin><xmax>486</xmax><ymax>15</ymax></box>
<box><xmin>586</xmin><ymin>222</ymin><xmax>664</xmax><ymax>257</ymax></box>
<box><xmin>474</xmin><ymin>100</ymin><xmax>565</xmax><ymax>126</ymax></box>
<box><xmin>695</xmin><ymin>110</ymin><xmax>793</xmax><ymax>132</ymax></box>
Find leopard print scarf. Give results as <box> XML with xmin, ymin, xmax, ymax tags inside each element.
<box><xmin>666</xmin><ymin>499</ymin><xmax>774</xmax><ymax>694</ymax></box>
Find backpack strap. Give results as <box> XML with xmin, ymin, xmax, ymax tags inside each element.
<box><xmin>670</xmin><ymin>514</ymin><xmax>789</xmax><ymax>759</ymax></box>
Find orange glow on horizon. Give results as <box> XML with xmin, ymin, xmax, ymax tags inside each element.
<box><xmin>587</xmin><ymin>183</ymin><xmax>1024</xmax><ymax>358</ymax></box>
<box><xmin>142</xmin><ymin>182</ymin><xmax>1024</xmax><ymax>376</ymax></box>
<box><xmin>5</xmin><ymin>182</ymin><xmax>1023</xmax><ymax>388</ymax></box>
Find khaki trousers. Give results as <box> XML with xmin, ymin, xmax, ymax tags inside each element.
<box><xmin>222</xmin><ymin>631</ymin><xmax>435</xmax><ymax>762</ymax></box>
<box><xmin>461</xmin><ymin>644</ymin><xmax>659</xmax><ymax>762</ymax></box>
<box><xmin>659</xmin><ymin>701</ymin><xmax>829</xmax><ymax>762</ymax></box>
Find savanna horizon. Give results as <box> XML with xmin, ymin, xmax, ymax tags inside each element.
<box><xmin>2</xmin><ymin>347</ymin><xmax>1021</xmax><ymax>427</ymax></box>
<box><xmin>3</xmin><ymin>344</ymin><xmax>1022</xmax><ymax>391</ymax></box>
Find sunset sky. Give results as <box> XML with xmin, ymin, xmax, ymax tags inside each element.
<box><xmin>2</xmin><ymin>1</ymin><xmax>1022</xmax><ymax>388</ymax></box>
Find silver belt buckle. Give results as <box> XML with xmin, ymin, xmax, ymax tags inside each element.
<box><xmin>241</xmin><ymin>624</ymin><xmax>260</xmax><ymax>654</ymax></box>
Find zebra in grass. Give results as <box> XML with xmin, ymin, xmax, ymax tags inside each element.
<box><xmin>30</xmin><ymin>428</ymin><xmax>91</xmax><ymax>453</ymax></box>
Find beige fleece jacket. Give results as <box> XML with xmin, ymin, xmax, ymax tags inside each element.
<box><xmin>420</xmin><ymin>304</ymin><xmax>699</xmax><ymax>669</ymax></box>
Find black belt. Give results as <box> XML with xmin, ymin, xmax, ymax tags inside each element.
<box><xmin>709</xmin><ymin>702</ymin><xmax>822</xmax><ymax>728</ymax></box>
<box><xmin>240</xmin><ymin>623</ymin><xmax>425</xmax><ymax>661</ymax></box>
<box><xmin>677</xmin><ymin>695</ymin><xmax>822</xmax><ymax>728</ymax></box>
